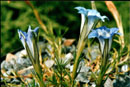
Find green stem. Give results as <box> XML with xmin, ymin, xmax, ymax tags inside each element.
<box><xmin>96</xmin><ymin>66</ymin><xmax>104</xmax><ymax>87</ymax></box>
<box><xmin>96</xmin><ymin>40</ymin><xmax>109</xmax><ymax>87</ymax></box>
<box><xmin>61</xmin><ymin>67</ymin><xmax>63</xmax><ymax>87</ymax></box>
<box><xmin>71</xmin><ymin>38</ymin><xmax>86</xmax><ymax>86</ymax></box>
<box><xmin>71</xmin><ymin>20</ymin><xmax>88</xmax><ymax>83</ymax></box>
<box><xmin>33</xmin><ymin>64</ymin><xmax>45</xmax><ymax>87</ymax></box>
<box><xmin>71</xmin><ymin>19</ymin><xmax>95</xmax><ymax>86</ymax></box>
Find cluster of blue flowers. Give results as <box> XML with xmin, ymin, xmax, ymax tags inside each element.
<box><xmin>18</xmin><ymin>7</ymin><xmax>120</xmax><ymax>58</ymax></box>
<box><xmin>75</xmin><ymin>6</ymin><xmax>120</xmax><ymax>55</ymax></box>
<box><xmin>17</xmin><ymin>6</ymin><xmax>121</xmax><ymax>87</ymax></box>
<box><xmin>72</xmin><ymin>6</ymin><xmax>121</xmax><ymax>86</ymax></box>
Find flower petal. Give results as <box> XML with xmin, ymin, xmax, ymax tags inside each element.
<box><xmin>74</xmin><ymin>6</ymin><xmax>88</xmax><ymax>15</ymax></box>
<box><xmin>96</xmin><ymin>26</ymin><xmax>110</xmax><ymax>39</ymax></box>
<box><xmin>27</xmin><ymin>27</ymin><xmax>34</xmax><ymax>56</ymax></box>
<box><xmin>27</xmin><ymin>25</ymin><xmax>33</xmax><ymax>38</ymax></box>
<box><xmin>88</xmin><ymin>30</ymin><xmax>98</xmax><ymax>39</ymax></box>
<box><xmin>110</xmin><ymin>28</ymin><xmax>118</xmax><ymax>33</ymax></box>
<box><xmin>87</xmin><ymin>16</ymin><xmax>97</xmax><ymax>35</ymax></box>
<box><xmin>34</xmin><ymin>27</ymin><xmax>39</xmax><ymax>35</ymax></box>
<box><xmin>87</xmin><ymin>9</ymin><xmax>99</xmax><ymax>16</ymax></box>
<box><xmin>108</xmin><ymin>37</ymin><xmax>112</xmax><ymax>52</ymax></box>
<box><xmin>80</xmin><ymin>14</ymin><xmax>86</xmax><ymax>33</ymax></box>
<box><xmin>100</xmin><ymin>16</ymin><xmax>109</xmax><ymax>22</ymax></box>
<box><xmin>87</xmin><ymin>9</ymin><xmax>108</xmax><ymax>22</ymax></box>
<box><xmin>18</xmin><ymin>29</ymin><xmax>27</xmax><ymax>48</ymax></box>
<box><xmin>98</xmin><ymin>37</ymin><xmax>105</xmax><ymax>54</ymax></box>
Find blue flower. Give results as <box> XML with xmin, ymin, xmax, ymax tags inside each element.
<box><xmin>75</xmin><ymin>6</ymin><xmax>108</xmax><ymax>36</ymax></box>
<box><xmin>18</xmin><ymin>26</ymin><xmax>39</xmax><ymax>57</ymax></box>
<box><xmin>88</xmin><ymin>26</ymin><xmax>120</xmax><ymax>54</ymax></box>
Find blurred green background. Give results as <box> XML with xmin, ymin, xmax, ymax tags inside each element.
<box><xmin>1</xmin><ymin>1</ymin><xmax>130</xmax><ymax>57</ymax></box>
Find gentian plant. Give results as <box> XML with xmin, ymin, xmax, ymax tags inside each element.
<box><xmin>71</xmin><ymin>6</ymin><xmax>108</xmax><ymax>86</ymax></box>
<box><xmin>18</xmin><ymin>26</ymin><xmax>45</xmax><ymax>87</ymax></box>
<box><xmin>88</xmin><ymin>26</ymin><xmax>121</xmax><ymax>87</ymax></box>
<box><xmin>2</xmin><ymin>1</ymin><xmax>129</xmax><ymax>87</ymax></box>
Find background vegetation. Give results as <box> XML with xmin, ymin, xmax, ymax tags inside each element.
<box><xmin>1</xmin><ymin>1</ymin><xmax>130</xmax><ymax>57</ymax></box>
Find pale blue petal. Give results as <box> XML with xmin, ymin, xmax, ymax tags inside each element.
<box><xmin>80</xmin><ymin>14</ymin><xmax>86</xmax><ymax>33</ymax></box>
<box><xmin>108</xmin><ymin>37</ymin><xmax>113</xmax><ymax>52</ymax></box>
<box><xmin>18</xmin><ymin>29</ymin><xmax>26</xmax><ymax>48</ymax></box>
<box><xmin>87</xmin><ymin>10</ymin><xmax>99</xmax><ymax>16</ymax></box>
<box><xmin>88</xmin><ymin>16</ymin><xmax>99</xmax><ymax>22</ymax></box>
<box><xmin>88</xmin><ymin>30</ymin><xmax>98</xmax><ymax>39</ymax></box>
<box><xmin>100</xmin><ymin>16</ymin><xmax>109</xmax><ymax>22</ymax></box>
<box><xmin>86</xmin><ymin>16</ymin><xmax>96</xmax><ymax>36</ymax></box>
<box><xmin>110</xmin><ymin>28</ymin><xmax>122</xmax><ymax>37</ymax></box>
<box><xmin>87</xmin><ymin>10</ymin><xmax>100</xmax><ymax>23</ymax></box>
<box><xmin>101</xmin><ymin>32</ymin><xmax>111</xmax><ymax>39</ymax></box>
<box><xmin>110</xmin><ymin>28</ymin><xmax>118</xmax><ymax>33</ymax></box>
<box><xmin>34</xmin><ymin>27</ymin><xmax>39</xmax><ymax>35</ymax></box>
<box><xmin>28</xmin><ymin>25</ymin><xmax>32</xmax><ymax>31</ymax></box>
<box><xmin>98</xmin><ymin>37</ymin><xmax>105</xmax><ymax>54</ymax></box>
<box><xmin>96</xmin><ymin>26</ymin><xmax>111</xmax><ymax>39</ymax></box>
<box><xmin>117</xmin><ymin>32</ymin><xmax>122</xmax><ymax>35</ymax></box>
<box><xmin>74</xmin><ymin>6</ymin><xmax>88</xmax><ymax>15</ymax></box>
<box><xmin>26</xmin><ymin>38</ymin><xmax>34</xmax><ymax>57</ymax></box>
<box><xmin>18</xmin><ymin>29</ymin><xmax>28</xmax><ymax>39</ymax></box>
<box><xmin>27</xmin><ymin>25</ymin><xmax>33</xmax><ymax>38</ymax></box>
<box><xmin>27</xmin><ymin>29</ymin><xmax>34</xmax><ymax>56</ymax></box>
<box><xmin>87</xmin><ymin>10</ymin><xmax>108</xmax><ymax>22</ymax></box>
<box><xmin>75</xmin><ymin>7</ymin><xmax>87</xmax><ymax>34</ymax></box>
<box><xmin>28</xmin><ymin>26</ymin><xmax>39</xmax><ymax>36</ymax></box>
<box><xmin>18</xmin><ymin>29</ymin><xmax>23</xmax><ymax>40</ymax></box>
<box><xmin>27</xmin><ymin>26</ymin><xmax>35</xmax><ymax>56</ymax></box>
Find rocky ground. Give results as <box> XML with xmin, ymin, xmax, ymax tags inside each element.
<box><xmin>1</xmin><ymin>40</ymin><xmax>130</xmax><ymax>87</ymax></box>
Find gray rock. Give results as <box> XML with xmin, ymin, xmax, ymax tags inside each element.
<box><xmin>75</xmin><ymin>72</ymin><xmax>90</xmax><ymax>83</ymax></box>
<box><xmin>83</xmin><ymin>45</ymin><xmax>100</xmax><ymax>60</ymax></box>
<box><xmin>11</xmin><ymin>78</ymin><xmax>20</xmax><ymax>84</ymax></box>
<box><xmin>45</xmin><ymin>60</ymin><xmax>54</xmax><ymax>68</ymax></box>
<box><xmin>1</xmin><ymin>57</ymin><xmax>32</xmax><ymax>72</ymax></box>
<box><xmin>104</xmin><ymin>77</ymin><xmax>113</xmax><ymax>87</ymax></box>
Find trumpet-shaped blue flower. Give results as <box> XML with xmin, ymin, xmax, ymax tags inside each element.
<box><xmin>18</xmin><ymin>26</ymin><xmax>39</xmax><ymax>57</ymax></box>
<box><xmin>75</xmin><ymin>6</ymin><xmax>108</xmax><ymax>35</ymax></box>
<box><xmin>88</xmin><ymin>26</ymin><xmax>120</xmax><ymax>54</ymax></box>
